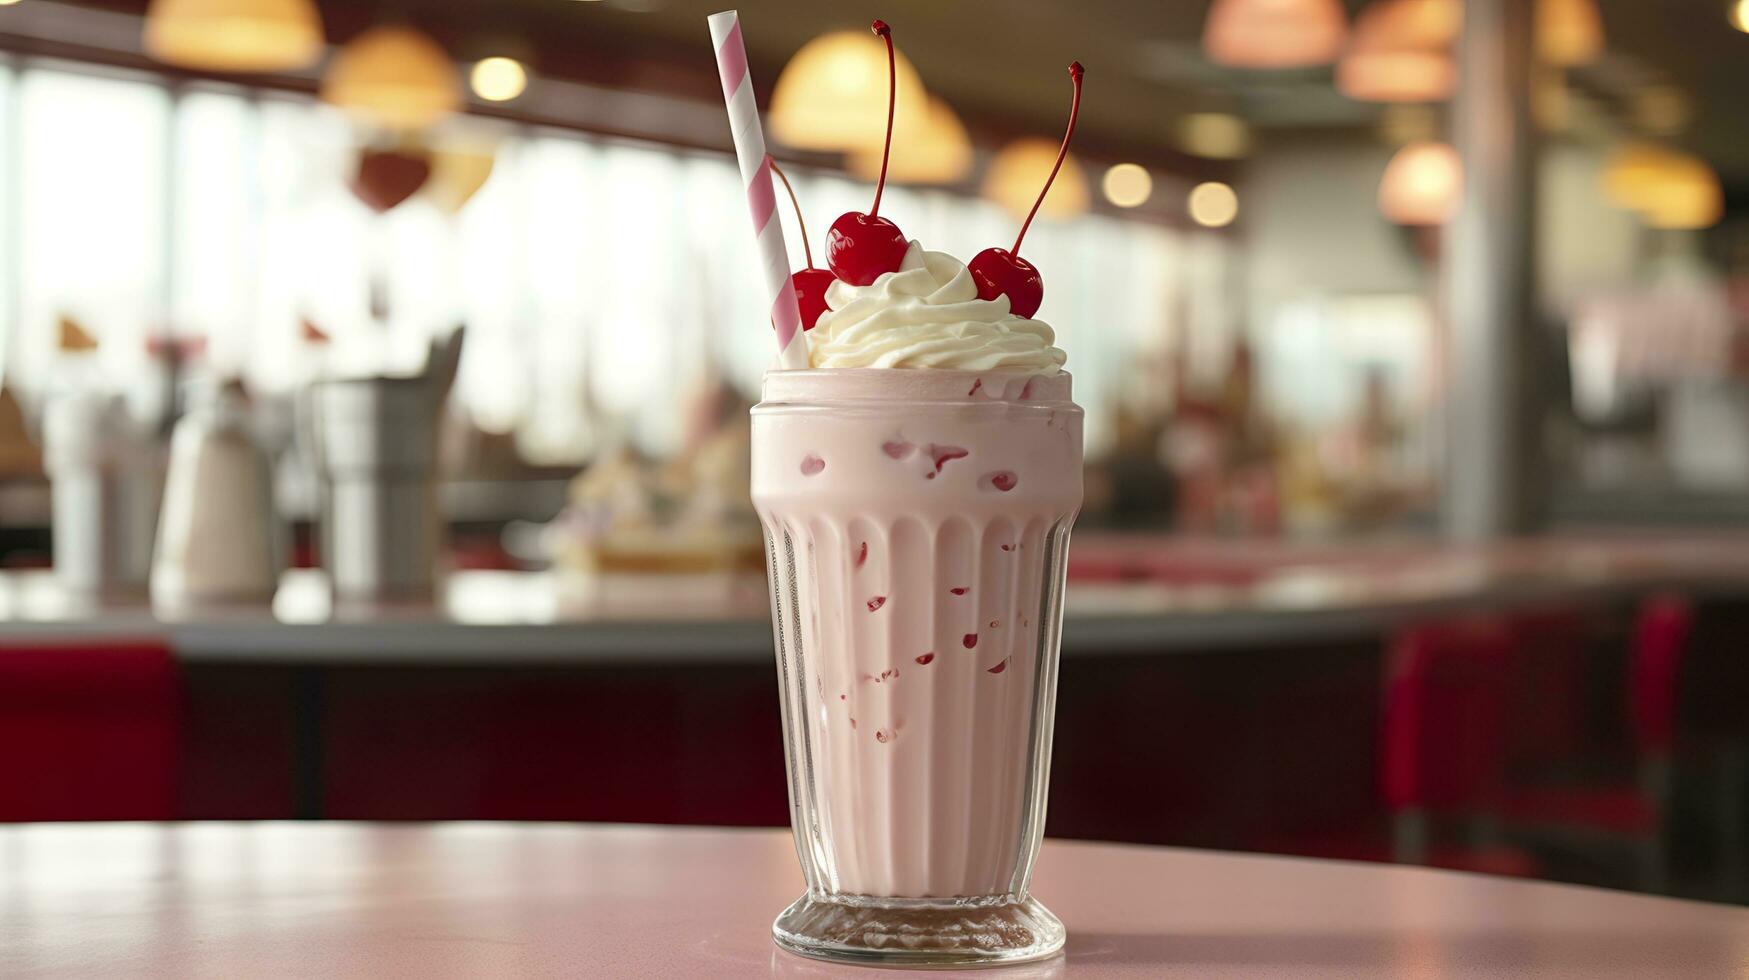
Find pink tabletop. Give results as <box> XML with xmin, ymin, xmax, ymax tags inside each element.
<box><xmin>2</xmin><ymin>823</ymin><xmax>1744</xmax><ymax>978</ymax></box>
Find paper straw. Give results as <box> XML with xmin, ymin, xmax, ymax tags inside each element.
<box><xmin>709</xmin><ymin>10</ymin><xmax>810</xmax><ymax>370</ymax></box>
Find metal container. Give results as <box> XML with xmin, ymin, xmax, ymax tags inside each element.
<box><xmin>42</xmin><ymin>392</ymin><xmax>164</xmax><ymax>598</ymax></box>
<box><xmin>309</xmin><ymin>376</ymin><xmax>441</xmax><ymax>603</ymax></box>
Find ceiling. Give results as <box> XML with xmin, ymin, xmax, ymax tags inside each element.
<box><xmin>44</xmin><ymin>0</ymin><xmax>1749</xmax><ymax>182</ymax></box>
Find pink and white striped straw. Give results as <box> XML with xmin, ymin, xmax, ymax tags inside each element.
<box><xmin>708</xmin><ymin>10</ymin><xmax>810</xmax><ymax>370</ymax></box>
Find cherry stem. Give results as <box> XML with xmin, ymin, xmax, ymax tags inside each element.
<box><xmin>768</xmin><ymin>156</ymin><xmax>814</xmax><ymax>269</ymax></box>
<box><xmin>870</xmin><ymin>20</ymin><xmax>894</xmax><ymax>220</ymax></box>
<box><xmin>1012</xmin><ymin>61</ymin><xmax>1084</xmax><ymax>258</ymax></box>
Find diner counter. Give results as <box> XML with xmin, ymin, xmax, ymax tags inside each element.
<box><xmin>2</xmin><ymin>531</ymin><xmax>1746</xmax><ymax>663</ymax></box>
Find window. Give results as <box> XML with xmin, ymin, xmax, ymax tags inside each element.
<box><xmin>15</xmin><ymin>66</ymin><xmax>169</xmax><ymax>396</ymax></box>
<box><xmin>0</xmin><ymin>59</ymin><xmax>1221</xmax><ymax>466</ymax></box>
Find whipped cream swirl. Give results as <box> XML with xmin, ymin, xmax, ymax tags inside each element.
<box><xmin>808</xmin><ymin>242</ymin><xmax>1067</xmax><ymax>374</ymax></box>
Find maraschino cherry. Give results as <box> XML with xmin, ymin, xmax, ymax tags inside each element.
<box><xmin>769</xmin><ymin>157</ymin><xmax>836</xmax><ymax>331</ymax></box>
<box><xmin>825</xmin><ymin>20</ymin><xmax>910</xmax><ymax>286</ymax></box>
<box><xmin>969</xmin><ymin>61</ymin><xmax>1084</xmax><ymax>320</ymax></box>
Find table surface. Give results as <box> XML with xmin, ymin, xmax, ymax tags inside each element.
<box><xmin>2</xmin><ymin>823</ymin><xmax>1744</xmax><ymax>979</ymax></box>
<box><xmin>4</xmin><ymin>531</ymin><xmax>1748</xmax><ymax>662</ymax></box>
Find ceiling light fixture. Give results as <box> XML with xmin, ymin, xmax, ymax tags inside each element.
<box><xmin>143</xmin><ymin>0</ymin><xmax>324</xmax><ymax>72</ymax></box>
<box><xmin>1188</xmin><ymin>182</ymin><xmax>1239</xmax><ymax>227</ymax></box>
<box><xmin>847</xmin><ymin>95</ymin><xmax>972</xmax><ymax>185</ymax></box>
<box><xmin>322</xmin><ymin>25</ymin><xmax>462</xmax><ymax>131</ymax></box>
<box><xmin>470</xmin><ymin>56</ymin><xmax>528</xmax><ymax>102</ymax></box>
<box><xmin>1640</xmin><ymin>155</ymin><xmax>1723</xmax><ymax>230</ymax></box>
<box><xmin>770</xmin><ymin>30</ymin><xmax>928</xmax><ymax>151</ymax></box>
<box><xmin>1602</xmin><ymin>144</ymin><xmax>1723</xmax><ymax>229</ymax></box>
<box><xmin>1336</xmin><ymin>0</ymin><xmax>1460</xmax><ymax>102</ymax></box>
<box><xmin>984</xmin><ymin>139</ymin><xmax>1089</xmax><ymax>219</ymax></box>
<box><xmin>1176</xmin><ymin>112</ymin><xmax>1252</xmax><ymax>159</ymax></box>
<box><xmin>1203</xmin><ymin>0</ymin><xmax>1348</xmax><ymax>69</ymax></box>
<box><xmin>1537</xmin><ymin>0</ymin><xmax>1604</xmax><ymax>66</ymax></box>
<box><xmin>1102</xmin><ymin>164</ymin><xmax>1154</xmax><ymax>208</ymax></box>
<box><xmin>1378</xmin><ymin>140</ymin><xmax>1462</xmax><ymax>226</ymax></box>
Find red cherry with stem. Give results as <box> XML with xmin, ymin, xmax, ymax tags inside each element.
<box><xmin>791</xmin><ymin>269</ymin><xmax>836</xmax><ymax>332</ymax></box>
<box><xmin>969</xmin><ymin>61</ymin><xmax>1084</xmax><ymax>320</ymax></box>
<box><xmin>769</xmin><ymin>157</ymin><xmax>836</xmax><ymax>331</ymax></box>
<box><xmin>825</xmin><ymin>20</ymin><xmax>909</xmax><ymax>286</ymax></box>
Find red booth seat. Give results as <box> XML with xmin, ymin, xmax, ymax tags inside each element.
<box><xmin>0</xmin><ymin>641</ymin><xmax>180</xmax><ymax>821</ymax></box>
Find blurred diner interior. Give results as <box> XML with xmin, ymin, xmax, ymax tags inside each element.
<box><xmin>1</xmin><ymin>0</ymin><xmax>1747</xmax><ymax>911</ymax></box>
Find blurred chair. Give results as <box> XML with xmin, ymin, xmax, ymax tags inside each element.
<box><xmin>1379</xmin><ymin>616</ymin><xmax>1538</xmax><ymax>875</ymax></box>
<box><xmin>1629</xmin><ymin>594</ymin><xmax>1693</xmax><ymax>779</ymax></box>
<box><xmin>0</xmin><ymin>640</ymin><xmax>181</xmax><ymax>820</ymax></box>
<box><xmin>1498</xmin><ymin>595</ymin><xmax>1694</xmax><ymax>892</ymax></box>
<box><xmin>1254</xmin><ymin>617</ymin><xmax>1538</xmax><ymax>877</ymax></box>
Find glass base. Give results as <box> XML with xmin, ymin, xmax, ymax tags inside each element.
<box><xmin>772</xmin><ymin>893</ymin><xmax>1065</xmax><ymax>968</ymax></box>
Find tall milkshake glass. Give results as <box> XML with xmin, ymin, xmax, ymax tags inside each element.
<box><xmin>752</xmin><ymin>368</ymin><xmax>1082</xmax><ymax>966</ymax></box>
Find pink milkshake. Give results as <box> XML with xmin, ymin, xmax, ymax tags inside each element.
<box><xmin>751</xmin><ymin>241</ymin><xmax>1082</xmax><ymax>966</ymax></box>
<box><xmin>730</xmin><ymin>19</ymin><xmax>1087</xmax><ymax>962</ymax></box>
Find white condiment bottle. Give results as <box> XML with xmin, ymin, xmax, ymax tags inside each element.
<box><xmin>151</xmin><ymin>378</ymin><xmax>282</xmax><ymax>611</ymax></box>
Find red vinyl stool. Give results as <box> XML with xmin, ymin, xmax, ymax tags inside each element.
<box><xmin>0</xmin><ymin>640</ymin><xmax>181</xmax><ymax>821</ymax></box>
<box><xmin>1380</xmin><ymin>616</ymin><xmax>1540</xmax><ymax>873</ymax></box>
<box><xmin>1499</xmin><ymin>595</ymin><xmax>1694</xmax><ymax>891</ymax></box>
<box><xmin>1629</xmin><ymin>594</ymin><xmax>1693</xmax><ymax>758</ymax></box>
<box><xmin>1256</xmin><ymin>617</ymin><xmax>1540</xmax><ymax>878</ymax></box>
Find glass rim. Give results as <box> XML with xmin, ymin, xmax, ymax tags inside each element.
<box><xmin>757</xmin><ymin>368</ymin><xmax>1074</xmax><ymax>407</ymax></box>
